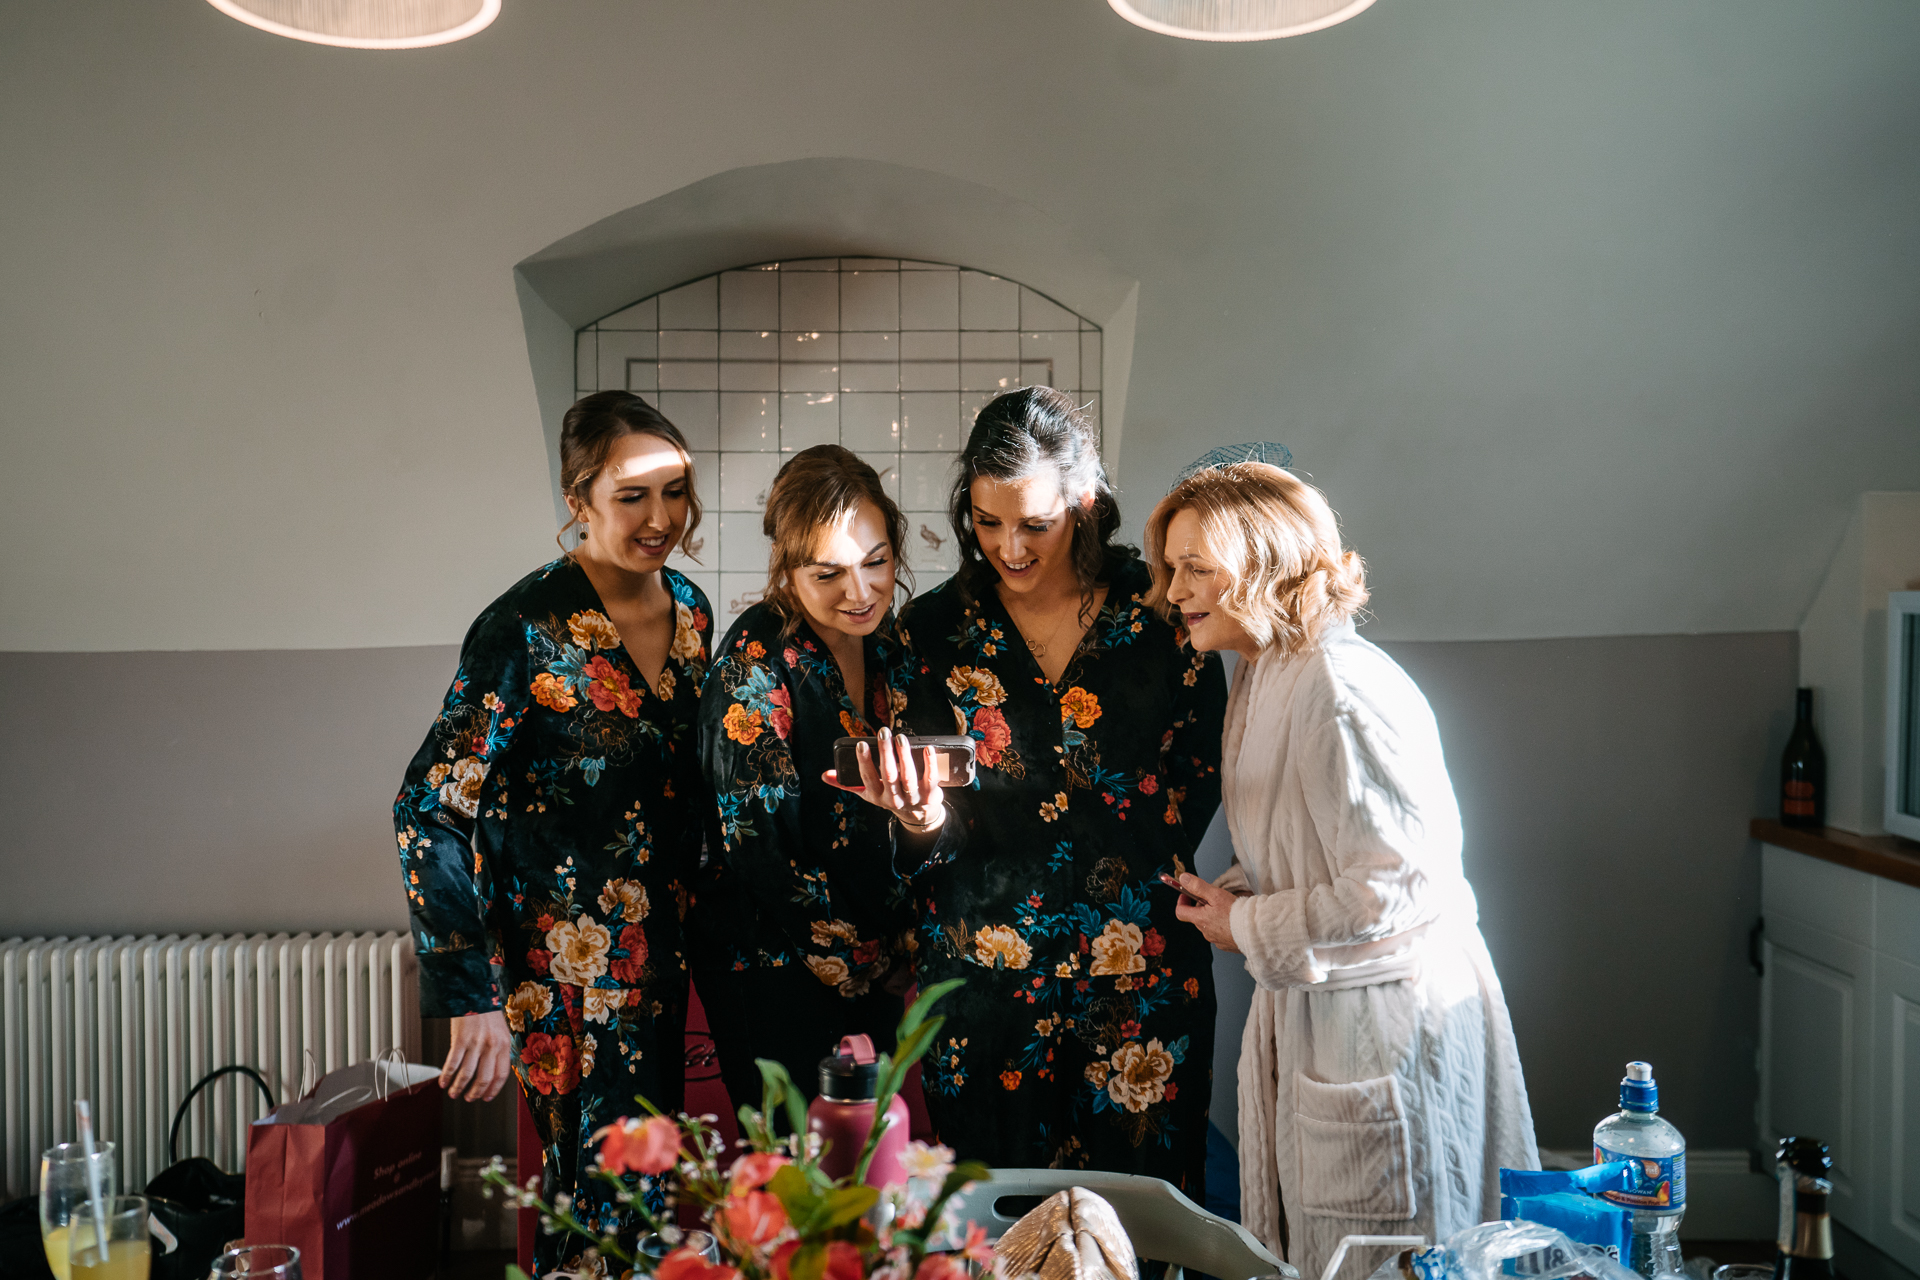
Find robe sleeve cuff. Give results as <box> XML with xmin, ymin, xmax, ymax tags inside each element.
<box><xmin>1230</xmin><ymin>893</ymin><xmax>1325</xmax><ymax>991</ymax></box>
<box><xmin>416</xmin><ymin>948</ymin><xmax>503</xmax><ymax>1019</ymax></box>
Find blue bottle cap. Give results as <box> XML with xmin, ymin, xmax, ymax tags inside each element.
<box><xmin>1619</xmin><ymin>1061</ymin><xmax>1658</xmax><ymax>1112</ymax></box>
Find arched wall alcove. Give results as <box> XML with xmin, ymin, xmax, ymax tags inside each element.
<box><xmin>512</xmin><ymin>158</ymin><xmax>1140</xmax><ymax>549</ymax></box>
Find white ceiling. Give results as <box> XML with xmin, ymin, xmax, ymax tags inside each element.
<box><xmin>1</xmin><ymin>0</ymin><xmax>1915</xmax><ymax>649</ymax></box>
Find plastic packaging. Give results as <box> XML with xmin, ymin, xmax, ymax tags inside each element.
<box><xmin>1592</xmin><ymin>1062</ymin><xmax>1686</xmax><ymax>1279</ymax></box>
<box><xmin>1499</xmin><ymin>1164</ymin><xmax>1634</xmax><ymax>1263</ymax></box>
<box><xmin>1503</xmin><ymin>1194</ymin><xmax>1632</xmax><ymax>1265</ymax></box>
<box><xmin>1368</xmin><ymin>1220</ymin><xmax>1642</xmax><ymax>1280</ymax></box>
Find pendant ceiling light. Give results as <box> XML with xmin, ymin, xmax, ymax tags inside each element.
<box><xmin>205</xmin><ymin>0</ymin><xmax>500</xmax><ymax>49</ymax></box>
<box><xmin>1107</xmin><ymin>0</ymin><xmax>1374</xmax><ymax>40</ymax></box>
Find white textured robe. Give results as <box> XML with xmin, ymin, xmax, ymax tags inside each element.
<box><xmin>1218</xmin><ymin>623</ymin><xmax>1538</xmax><ymax>1280</ymax></box>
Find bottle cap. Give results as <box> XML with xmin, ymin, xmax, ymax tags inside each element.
<box><xmin>818</xmin><ymin>1034</ymin><xmax>882</xmax><ymax>1102</ymax></box>
<box><xmin>1776</xmin><ymin>1136</ymin><xmax>1832</xmax><ymax>1179</ymax></box>
<box><xmin>1619</xmin><ymin>1061</ymin><xmax>1658</xmax><ymax>1111</ymax></box>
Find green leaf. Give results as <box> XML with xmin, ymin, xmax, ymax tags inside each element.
<box><xmin>789</xmin><ymin>1242</ymin><xmax>828</xmax><ymax>1280</ymax></box>
<box><xmin>820</xmin><ymin>1183</ymin><xmax>880</xmax><ymax>1230</ymax></box>
<box><xmin>898</xmin><ymin>978</ymin><xmax>965</xmax><ymax>1041</ymax></box>
<box><xmin>507</xmin><ymin>1268</ymin><xmax>533</xmax><ymax>1280</ymax></box>
<box><xmin>768</xmin><ymin>1162</ymin><xmax>824</xmax><ymax>1226</ymax></box>
<box><xmin>755</xmin><ymin>1057</ymin><xmax>809</xmax><ymax>1140</ymax></box>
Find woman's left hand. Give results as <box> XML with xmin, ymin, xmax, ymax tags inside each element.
<box><xmin>1164</xmin><ymin>872</ymin><xmax>1243</xmax><ymax>953</ymax></box>
<box><xmin>824</xmin><ymin>726</ymin><xmax>947</xmax><ymax>835</ymax></box>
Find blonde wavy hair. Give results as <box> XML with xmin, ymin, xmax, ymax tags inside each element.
<box><xmin>1144</xmin><ymin>462</ymin><xmax>1368</xmax><ymax>659</ymax></box>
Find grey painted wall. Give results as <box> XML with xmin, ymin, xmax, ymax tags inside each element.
<box><xmin>0</xmin><ymin>627</ymin><xmax>1793</xmax><ymax>1152</ymax></box>
<box><xmin>3</xmin><ymin>2</ymin><xmax>1918</xmax><ymax>651</ymax></box>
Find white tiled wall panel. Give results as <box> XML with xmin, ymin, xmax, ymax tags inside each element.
<box><xmin>579</xmin><ymin>258</ymin><xmax>1100</xmax><ymax>628</ymax></box>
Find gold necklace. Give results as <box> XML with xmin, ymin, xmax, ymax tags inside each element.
<box><xmin>1004</xmin><ymin>593</ymin><xmax>1082</xmax><ymax>659</ymax></box>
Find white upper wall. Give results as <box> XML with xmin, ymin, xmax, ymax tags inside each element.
<box><xmin>2</xmin><ymin>0</ymin><xmax>1917</xmax><ymax>651</ymax></box>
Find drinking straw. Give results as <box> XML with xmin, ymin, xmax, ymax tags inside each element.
<box><xmin>75</xmin><ymin>1100</ymin><xmax>111</xmax><ymax>1262</ymax></box>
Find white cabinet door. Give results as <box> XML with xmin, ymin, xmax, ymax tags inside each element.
<box><xmin>1760</xmin><ymin>915</ymin><xmax>1875</xmax><ymax>1230</ymax></box>
<box><xmin>1869</xmin><ymin>951</ymin><xmax>1920</xmax><ymax>1271</ymax></box>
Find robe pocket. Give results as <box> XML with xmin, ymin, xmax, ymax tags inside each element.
<box><xmin>1292</xmin><ymin>1071</ymin><xmax>1416</xmax><ymax>1221</ymax></box>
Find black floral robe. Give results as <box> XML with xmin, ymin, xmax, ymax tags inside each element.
<box><xmin>897</xmin><ymin>555</ymin><xmax>1227</xmax><ymax>1192</ymax></box>
<box><xmin>394</xmin><ymin>557</ymin><xmax>711</xmax><ymax>1274</ymax></box>
<box><xmin>690</xmin><ymin>604</ymin><xmax>932</xmax><ymax>1105</ymax></box>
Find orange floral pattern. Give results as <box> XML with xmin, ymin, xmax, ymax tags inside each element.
<box><xmin>1060</xmin><ymin>686</ymin><xmax>1102</xmax><ymax>727</ymax></box>
<box><xmin>394</xmin><ymin>559</ymin><xmax>711</xmax><ymax>1272</ymax></box>
<box><xmin>723</xmin><ymin>703</ymin><xmax>763</xmax><ymax>744</ymax></box>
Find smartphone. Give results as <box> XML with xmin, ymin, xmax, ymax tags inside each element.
<box><xmin>833</xmin><ymin>734</ymin><xmax>978</xmax><ymax>787</ymax></box>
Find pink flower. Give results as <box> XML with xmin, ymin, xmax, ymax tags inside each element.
<box><xmin>582</xmin><ymin>655</ymin><xmax>642</xmax><ymax>717</ymax></box>
<box><xmin>719</xmin><ymin>1189</ymin><xmax>788</xmax><ymax>1249</ymax></box>
<box><xmin>610</xmin><ymin>924</ymin><xmax>648</xmax><ymax>983</ymax></box>
<box><xmin>972</xmin><ymin>706</ymin><xmax>1012</xmax><ymax>767</ymax></box>
<box><xmin>594</xmin><ymin>1114</ymin><xmax>681</xmax><ymax>1174</ymax></box>
<box><xmin>1138</xmin><ymin>773</ymin><xmax>1159</xmax><ymax>795</ymax></box>
<box><xmin>769</xmin><ymin>1238</ymin><xmax>861</xmax><ymax>1280</ymax></box>
<box><xmin>519</xmin><ymin>1033</ymin><xmax>576</xmax><ymax>1096</ymax></box>
<box><xmin>659</xmin><ymin>1249</ymin><xmax>742</xmax><ymax>1280</ymax></box>
<box><xmin>728</xmin><ymin>1151</ymin><xmax>790</xmax><ymax>1194</ymax></box>
<box><xmin>961</xmin><ymin>1222</ymin><xmax>994</xmax><ymax>1266</ymax></box>
<box><xmin>915</xmin><ymin>1254</ymin><xmax>969</xmax><ymax>1280</ymax></box>
<box><xmin>820</xmin><ymin>1241</ymin><xmax>864</xmax><ymax>1280</ymax></box>
<box><xmin>769</xmin><ymin>688</ymin><xmax>794</xmax><ymax>740</ymax></box>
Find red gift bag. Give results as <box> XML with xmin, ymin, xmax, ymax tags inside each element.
<box><xmin>245</xmin><ymin>1059</ymin><xmax>443</xmax><ymax>1280</ymax></box>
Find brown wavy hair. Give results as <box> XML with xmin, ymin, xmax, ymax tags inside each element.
<box><xmin>556</xmin><ymin>391</ymin><xmax>703</xmax><ymax>558</ymax></box>
<box><xmin>1144</xmin><ymin>462</ymin><xmax>1368</xmax><ymax>658</ymax></box>
<box><xmin>761</xmin><ymin>445</ymin><xmax>910</xmax><ymax>638</ymax></box>
<box><xmin>948</xmin><ymin>387</ymin><xmax>1128</xmax><ymax>609</ymax></box>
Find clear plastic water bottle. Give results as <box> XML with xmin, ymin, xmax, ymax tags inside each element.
<box><xmin>1592</xmin><ymin>1061</ymin><xmax>1687</xmax><ymax>1279</ymax></box>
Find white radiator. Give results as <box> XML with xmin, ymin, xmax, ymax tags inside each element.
<box><xmin>1</xmin><ymin>932</ymin><xmax>420</xmax><ymax>1200</ymax></box>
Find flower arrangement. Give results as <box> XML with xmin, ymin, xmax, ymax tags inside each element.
<box><xmin>483</xmin><ymin>980</ymin><xmax>991</xmax><ymax>1280</ymax></box>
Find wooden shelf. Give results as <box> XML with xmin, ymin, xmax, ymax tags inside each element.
<box><xmin>1750</xmin><ymin>818</ymin><xmax>1920</xmax><ymax>890</ymax></box>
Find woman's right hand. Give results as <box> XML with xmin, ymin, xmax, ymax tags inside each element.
<box><xmin>824</xmin><ymin>726</ymin><xmax>947</xmax><ymax>836</ymax></box>
<box><xmin>440</xmin><ymin>1009</ymin><xmax>513</xmax><ymax>1102</ymax></box>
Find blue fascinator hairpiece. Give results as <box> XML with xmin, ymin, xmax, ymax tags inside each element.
<box><xmin>1172</xmin><ymin>441</ymin><xmax>1294</xmax><ymax>488</ymax></box>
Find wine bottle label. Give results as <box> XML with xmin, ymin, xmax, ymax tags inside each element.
<box><xmin>1592</xmin><ymin>1145</ymin><xmax>1686</xmax><ymax>1210</ymax></box>
<box><xmin>1784</xmin><ymin>780</ymin><xmax>1817</xmax><ymax>817</ymax></box>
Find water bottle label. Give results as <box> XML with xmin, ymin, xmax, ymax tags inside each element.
<box><xmin>1592</xmin><ymin>1144</ymin><xmax>1685</xmax><ymax>1211</ymax></box>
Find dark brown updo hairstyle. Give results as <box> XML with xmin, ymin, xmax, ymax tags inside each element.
<box><xmin>948</xmin><ymin>386</ymin><xmax>1126</xmax><ymax>608</ymax></box>
<box><xmin>556</xmin><ymin>390</ymin><xmax>703</xmax><ymax>557</ymax></box>
<box><xmin>761</xmin><ymin>444</ymin><xmax>910</xmax><ymax>638</ymax></box>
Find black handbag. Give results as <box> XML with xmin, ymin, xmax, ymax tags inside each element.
<box><xmin>144</xmin><ymin>1065</ymin><xmax>275</xmax><ymax>1280</ymax></box>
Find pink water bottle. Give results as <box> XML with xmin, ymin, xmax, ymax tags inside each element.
<box><xmin>807</xmin><ymin>1034</ymin><xmax>910</xmax><ymax>1188</ymax></box>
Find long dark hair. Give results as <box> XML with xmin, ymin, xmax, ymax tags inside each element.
<box><xmin>948</xmin><ymin>386</ymin><xmax>1127</xmax><ymax>608</ymax></box>
<box><xmin>557</xmin><ymin>390</ymin><xmax>703</xmax><ymax>556</ymax></box>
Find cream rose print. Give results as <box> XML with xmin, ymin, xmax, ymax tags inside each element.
<box><xmin>971</xmin><ymin>924</ymin><xmax>1033</xmax><ymax>971</ymax></box>
<box><xmin>568</xmin><ymin>610</ymin><xmax>622</xmax><ymax>651</ymax></box>
<box><xmin>582</xmin><ymin>986</ymin><xmax>627</xmax><ymax>1024</ymax></box>
<box><xmin>1086</xmin><ymin>1036</ymin><xmax>1186</xmax><ymax>1114</ymax></box>
<box><xmin>1088</xmin><ymin>919</ymin><xmax>1146</xmax><ymax>977</ymax></box>
<box><xmin>504</xmin><ymin>981</ymin><xmax>553</xmax><ymax>1033</ymax></box>
<box><xmin>804</xmin><ymin>954</ymin><xmax>851</xmax><ymax>986</ymax></box>
<box><xmin>596</xmin><ymin>879</ymin><xmax>650</xmax><ymax>923</ymax></box>
<box><xmin>546</xmin><ymin>916</ymin><xmax>611</xmax><ymax>985</ymax></box>
<box><xmin>425</xmin><ymin>757</ymin><xmax>489</xmax><ymax>819</ymax></box>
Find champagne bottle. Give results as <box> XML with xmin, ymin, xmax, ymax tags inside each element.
<box><xmin>1781</xmin><ymin>688</ymin><xmax>1826</xmax><ymax>829</ymax></box>
<box><xmin>1772</xmin><ymin>1137</ymin><xmax>1835</xmax><ymax>1280</ymax></box>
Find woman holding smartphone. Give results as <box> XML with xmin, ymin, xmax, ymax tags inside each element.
<box><xmin>394</xmin><ymin>391</ymin><xmax>713</xmax><ymax>1278</ymax></box>
<box><xmin>863</xmin><ymin>387</ymin><xmax>1228</xmax><ymax>1194</ymax></box>
<box><xmin>692</xmin><ymin>445</ymin><xmax>950</xmax><ymax>1109</ymax></box>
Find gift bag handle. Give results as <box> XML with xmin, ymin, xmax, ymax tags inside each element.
<box><xmin>297</xmin><ymin>1048</ymin><xmax>318</xmax><ymax>1100</ymax></box>
<box><xmin>168</xmin><ymin>1064</ymin><xmax>277</xmax><ymax>1165</ymax></box>
<box><xmin>374</xmin><ymin>1046</ymin><xmax>408</xmax><ymax>1102</ymax></box>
